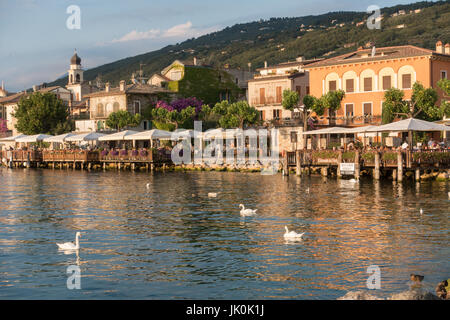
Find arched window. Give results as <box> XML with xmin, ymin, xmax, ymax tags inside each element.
<box><xmin>325</xmin><ymin>72</ymin><xmax>340</xmax><ymax>93</ymax></box>
<box><xmin>75</xmin><ymin>74</ymin><xmax>80</xmax><ymax>83</ymax></box>
<box><xmin>97</xmin><ymin>103</ymin><xmax>104</xmax><ymax>117</ymax></box>
<box><xmin>360</xmin><ymin>69</ymin><xmax>376</xmax><ymax>92</ymax></box>
<box><xmin>70</xmin><ymin>75</ymin><xmax>73</xmax><ymax>83</ymax></box>
<box><xmin>342</xmin><ymin>71</ymin><xmax>357</xmax><ymax>93</ymax></box>
<box><xmin>398</xmin><ymin>65</ymin><xmax>416</xmax><ymax>89</ymax></box>
<box><xmin>378</xmin><ymin>67</ymin><xmax>395</xmax><ymax>91</ymax></box>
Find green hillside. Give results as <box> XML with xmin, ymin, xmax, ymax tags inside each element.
<box><xmin>48</xmin><ymin>1</ymin><xmax>450</xmax><ymax>88</ymax></box>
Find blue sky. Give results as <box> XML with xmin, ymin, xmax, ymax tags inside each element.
<box><xmin>0</xmin><ymin>0</ymin><xmax>427</xmax><ymax>91</ymax></box>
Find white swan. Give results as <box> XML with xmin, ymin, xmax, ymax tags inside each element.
<box><xmin>146</xmin><ymin>183</ymin><xmax>150</xmax><ymax>189</ymax></box>
<box><xmin>208</xmin><ymin>192</ymin><xmax>218</xmax><ymax>198</ymax></box>
<box><xmin>57</xmin><ymin>232</ymin><xmax>81</xmax><ymax>250</ymax></box>
<box><xmin>284</xmin><ymin>226</ymin><xmax>304</xmax><ymax>240</ymax></box>
<box><xmin>420</xmin><ymin>208</ymin><xmax>423</xmax><ymax>215</ymax></box>
<box><xmin>239</xmin><ymin>204</ymin><xmax>257</xmax><ymax>217</ymax></box>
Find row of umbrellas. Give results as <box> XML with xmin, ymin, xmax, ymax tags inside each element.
<box><xmin>1</xmin><ymin>118</ymin><xmax>448</xmax><ymax>144</ymax></box>
<box><xmin>0</xmin><ymin>129</ymin><xmax>209</xmax><ymax>144</ymax></box>
<box><xmin>303</xmin><ymin>118</ymin><xmax>450</xmax><ymax>135</ymax></box>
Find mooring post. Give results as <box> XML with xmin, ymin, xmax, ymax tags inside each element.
<box><xmin>397</xmin><ymin>151</ymin><xmax>403</xmax><ymax>182</ymax></box>
<box><xmin>295</xmin><ymin>150</ymin><xmax>301</xmax><ymax>176</ymax></box>
<box><xmin>354</xmin><ymin>150</ymin><xmax>360</xmax><ymax>180</ymax></box>
<box><xmin>321</xmin><ymin>167</ymin><xmax>328</xmax><ymax>177</ymax></box>
<box><xmin>131</xmin><ymin>163</ymin><xmax>135</xmax><ymax>171</ymax></box>
<box><xmin>392</xmin><ymin>169</ymin><xmax>397</xmax><ymax>181</ymax></box>
<box><xmin>374</xmin><ymin>152</ymin><xmax>380</xmax><ymax>180</ymax></box>
<box><xmin>337</xmin><ymin>150</ymin><xmax>343</xmax><ymax>178</ymax></box>
<box><xmin>283</xmin><ymin>152</ymin><xmax>289</xmax><ymax>176</ymax></box>
<box><xmin>415</xmin><ymin>168</ymin><xmax>420</xmax><ymax>181</ymax></box>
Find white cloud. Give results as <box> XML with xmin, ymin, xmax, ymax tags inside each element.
<box><xmin>111</xmin><ymin>29</ymin><xmax>161</xmax><ymax>43</ymax></box>
<box><xmin>110</xmin><ymin>21</ymin><xmax>218</xmax><ymax>44</ymax></box>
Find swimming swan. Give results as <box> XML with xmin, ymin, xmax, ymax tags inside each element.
<box><xmin>57</xmin><ymin>232</ymin><xmax>81</xmax><ymax>250</ymax></box>
<box><xmin>284</xmin><ymin>226</ymin><xmax>304</xmax><ymax>240</ymax></box>
<box><xmin>239</xmin><ymin>204</ymin><xmax>257</xmax><ymax>216</ymax></box>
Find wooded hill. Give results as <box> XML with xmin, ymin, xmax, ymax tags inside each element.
<box><xmin>47</xmin><ymin>1</ymin><xmax>450</xmax><ymax>88</ymax></box>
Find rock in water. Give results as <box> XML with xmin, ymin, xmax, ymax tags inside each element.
<box><xmin>389</xmin><ymin>289</ymin><xmax>440</xmax><ymax>300</ymax></box>
<box><xmin>337</xmin><ymin>291</ymin><xmax>383</xmax><ymax>300</ymax></box>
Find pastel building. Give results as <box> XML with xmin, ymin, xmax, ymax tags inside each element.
<box><xmin>248</xmin><ymin>57</ymin><xmax>320</xmax><ymax>124</ymax></box>
<box><xmin>304</xmin><ymin>42</ymin><xmax>450</xmax><ymax>127</ymax></box>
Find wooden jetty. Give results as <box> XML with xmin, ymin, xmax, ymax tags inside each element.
<box><xmin>1</xmin><ymin>149</ymin><xmax>172</xmax><ymax>171</ymax></box>
<box><xmin>283</xmin><ymin>149</ymin><xmax>450</xmax><ymax>181</ymax></box>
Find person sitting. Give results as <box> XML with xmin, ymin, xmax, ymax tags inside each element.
<box><xmin>401</xmin><ymin>141</ymin><xmax>409</xmax><ymax>150</ymax></box>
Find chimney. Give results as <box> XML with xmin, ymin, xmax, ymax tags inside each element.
<box><xmin>445</xmin><ymin>43</ymin><xmax>450</xmax><ymax>55</ymax></box>
<box><xmin>193</xmin><ymin>57</ymin><xmax>197</xmax><ymax>66</ymax></box>
<box><xmin>436</xmin><ymin>41</ymin><xmax>443</xmax><ymax>54</ymax></box>
<box><xmin>119</xmin><ymin>80</ymin><xmax>126</xmax><ymax>91</ymax></box>
<box><xmin>264</xmin><ymin>61</ymin><xmax>268</xmax><ymax>68</ymax></box>
<box><xmin>105</xmin><ymin>82</ymin><xmax>110</xmax><ymax>92</ymax></box>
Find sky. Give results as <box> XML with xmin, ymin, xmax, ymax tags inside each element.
<box><xmin>0</xmin><ymin>0</ymin><xmax>430</xmax><ymax>92</ymax></box>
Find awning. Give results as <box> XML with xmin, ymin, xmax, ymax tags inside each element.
<box><xmin>98</xmin><ymin>130</ymin><xmax>139</xmax><ymax>141</ymax></box>
<box><xmin>124</xmin><ymin>129</ymin><xmax>172</xmax><ymax>141</ymax></box>
<box><xmin>0</xmin><ymin>134</ymin><xmax>29</xmax><ymax>142</ymax></box>
<box><xmin>44</xmin><ymin>133</ymin><xmax>76</xmax><ymax>143</ymax></box>
<box><xmin>16</xmin><ymin>134</ymin><xmax>53</xmax><ymax>143</ymax></box>
<box><xmin>66</xmin><ymin>132</ymin><xmax>106</xmax><ymax>142</ymax></box>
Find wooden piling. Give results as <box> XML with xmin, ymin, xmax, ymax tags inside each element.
<box><xmin>374</xmin><ymin>152</ymin><xmax>380</xmax><ymax>180</ymax></box>
<box><xmin>415</xmin><ymin>168</ymin><xmax>420</xmax><ymax>181</ymax></box>
<box><xmin>337</xmin><ymin>151</ymin><xmax>343</xmax><ymax>178</ymax></box>
<box><xmin>397</xmin><ymin>151</ymin><xmax>403</xmax><ymax>182</ymax></box>
<box><xmin>295</xmin><ymin>150</ymin><xmax>301</xmax><ymax>176</ymax></box>
<box><xmin>354</xmin><ymin>150</ymin><xmax>360</xmax><ymax>180</ymax></box>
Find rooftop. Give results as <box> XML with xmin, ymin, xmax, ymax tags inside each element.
<box><xmin>304</xmin><ymin>45</ymin><xmax>450</xmax><ymax>69</ymax></box>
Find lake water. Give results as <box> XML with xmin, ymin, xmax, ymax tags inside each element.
<box><xmin>0</xmin><ymin>168</ymin><xmax>448</xmax><ymax>299</ymax></box>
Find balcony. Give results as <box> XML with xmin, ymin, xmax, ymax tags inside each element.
<box><xmin>316</xmin><ymin>115</ymin><xmax>382</xmax><ymax>127</ymax></box>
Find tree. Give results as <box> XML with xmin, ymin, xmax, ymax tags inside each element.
<box><xmin>302</xmin><ymin>95</ymin><xmax>317</xmax><ymax>131</ymax></box>
<box><xmin>382</xmin><ymin>83</ymin><xmax>444</xmax><ymax>123</ymax></box>
<box><xmin>13</xmin><ymin>92</ymin><xmax>69</xmax><ymax>135</ymax></box>
<box><xmin>152</xmin><ymin>106</ymin><xmax>196</xmax><ymax>130</ymax></box>
<box><xmin>212</xmin><ymin>100</ymin><xmax>258</xmax><ymax>129</ymax></box>
<box><xmin>311</xmin><ymin>90</ymin><xmax>345</xmax><ymax>117</ymax></box>
<box><xmin>437</xmin><ymin>79</ymin><xmax>450</xmax><ymax>118</ymax></box>
<box><xmin>105</xmin><ymin>110</ymin><xmax>142</xmax><ymax>131</ymax></box>
<box><xmin>382</xmin><ymin>88</ymin><xmax>409</xmax><ymax>124</ymax></box>
<box><xmin>282</xmin><ymin>89</ymin><xmax>299</xmax><ymax>111</ymax></box>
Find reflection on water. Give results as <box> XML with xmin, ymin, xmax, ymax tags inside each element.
<box><xmin>0</xmin><ymin>168</ymin><xmax>448</xmax><ymax>299</ymax></box>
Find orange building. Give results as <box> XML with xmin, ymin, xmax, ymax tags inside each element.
<box><xmin>304</xmin><ymin>41</ymin><xmax>450</xmax><ymax>127</ymax></box>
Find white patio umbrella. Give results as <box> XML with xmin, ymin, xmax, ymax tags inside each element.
<box><xmin>302</xmin><ymin>127</ymin><xmax>345</xmax><ymax>135</ymax></box>
<box><xmin>366</xmin><ymin>118</ymin><xmax>450</xmax><ymax>132</ymax></box>
<box><xmin>366</xmin><ymin>118</ymin><xmax>449</xmax><ymax>146</ymax></box>
<box><xmin>66</xmin><ymin>132</ymin><xmax>106</xmax><ymax>142</ymax></box>
<box><xmin>43</xmin><ymin>133</ymin><xmax>76</xmax><ymax>143</ymax></box>
<box><xmin>98</xmin><ymin>130</ymin><xmax>139</xmax><ymax>141</ymax></box>
<box><xmin>16</xmin><ymin>134</ymin><xmax>53</xmax><ymax>143</ymax></box>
